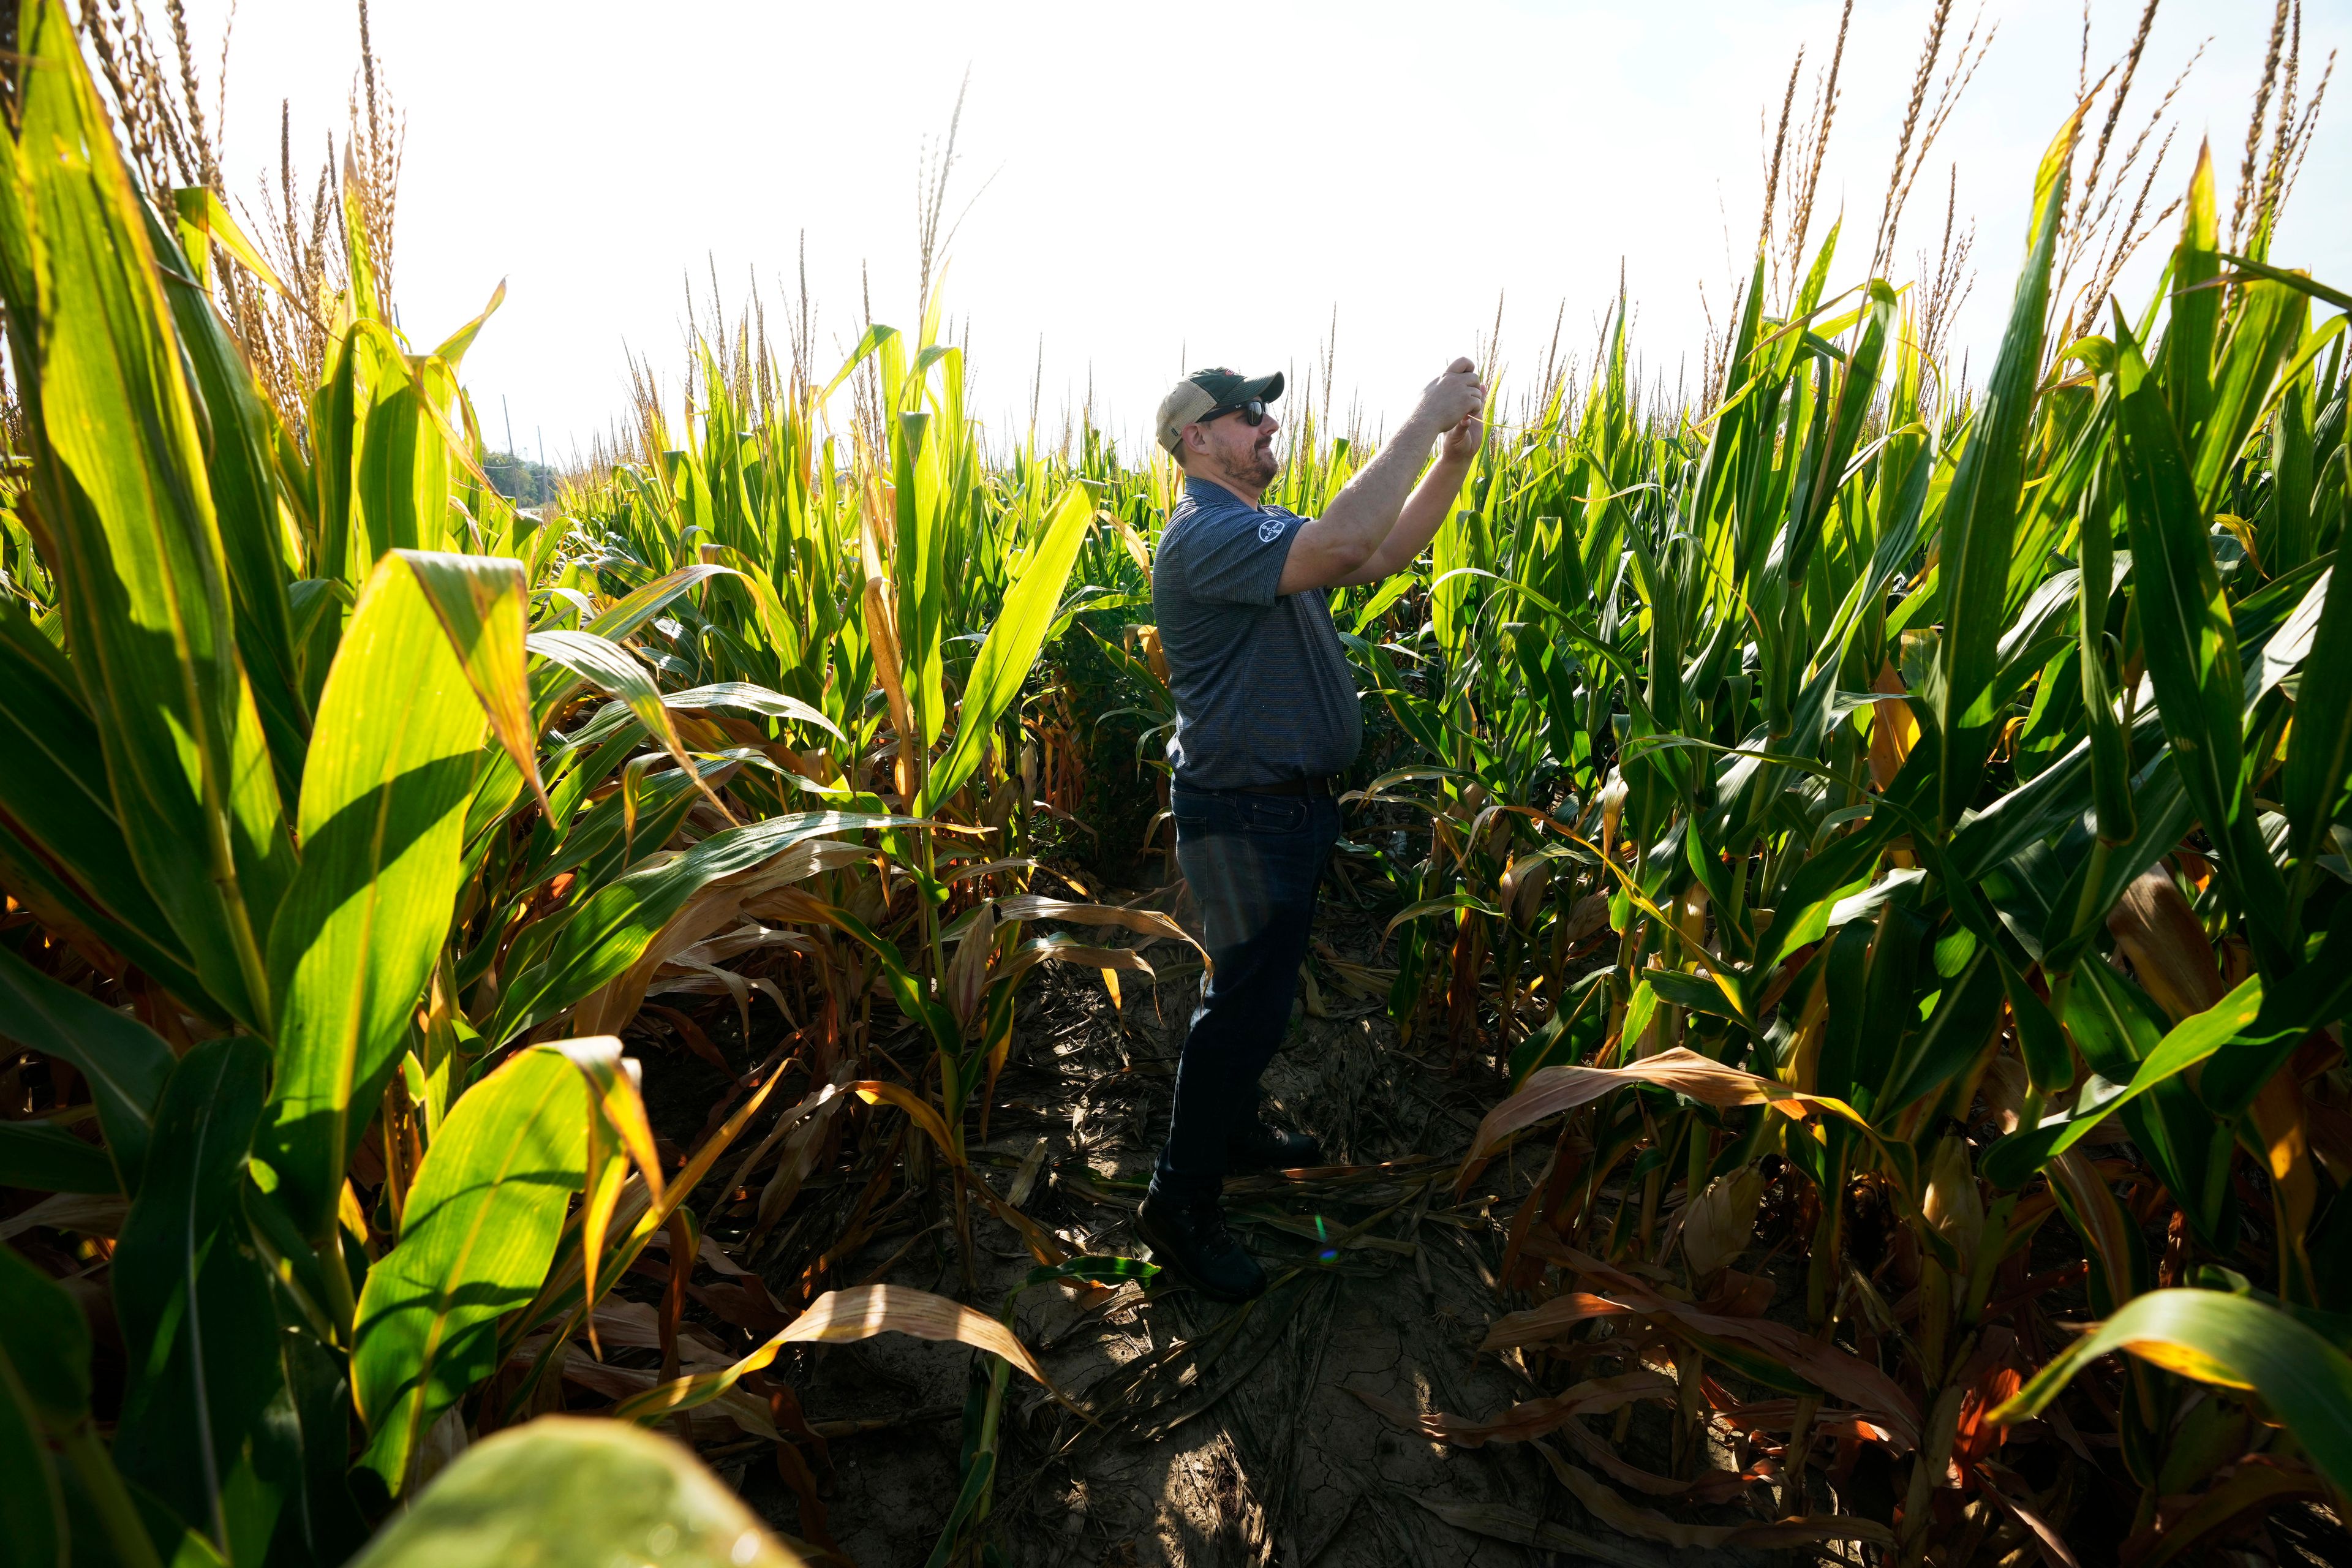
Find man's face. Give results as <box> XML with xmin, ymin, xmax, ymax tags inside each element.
<box><xmin>1185</xmin><ymin>400</ymin><xmax>1281</xmax><ymax>492</ymax></box>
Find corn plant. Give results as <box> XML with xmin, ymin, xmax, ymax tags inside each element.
<box><xmin>0</xmin><ymin>6</ymin><xmax>1110</xmax><ymax>1562</ymax></box>
<box><xmin>1321</xmin><ymin>93</ymin><xmax>2352</xmax><ymax>1562</ymax></box>
<box><xmin>7</xmin><ymin>0</ymin><xmax>2352</xmax><ymax>1562</ymax></box>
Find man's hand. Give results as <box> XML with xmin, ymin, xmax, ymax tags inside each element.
<box><xmin>1417</xmin><ymin>358</ymin><xmax>1487</xmax><ymax>435</ymax></box>
<box><xmin>1274</xmin><ymin>353</ymin><xmax>1487</xmax><ymax>595</ymax></box>
<box><xmin>1440</xmin><ymin>407</ymin><xmax>1484</xmax><ymax>466</ymax></box>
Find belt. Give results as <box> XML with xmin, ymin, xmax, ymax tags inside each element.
<box><xmin>1226</xmin><ymin>775</ymin><xmax>1336</xmax><ymax>798</ymax></box>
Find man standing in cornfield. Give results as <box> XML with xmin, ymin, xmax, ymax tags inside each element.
<box><xmin>1136</xmin><ymin>358</ymin><xmax>1487</xmax><ymax>1301</ymax></box>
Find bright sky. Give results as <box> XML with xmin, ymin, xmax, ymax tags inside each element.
<box><xmin>179</xmin><ymin>0</ymin><xmax>2350</xmax><ymax>465</ymax></box>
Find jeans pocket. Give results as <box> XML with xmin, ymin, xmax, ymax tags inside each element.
<box><xmin>1170</xmin><ymin>789</ymin><xmax>1229</xmax><ymax>839</ymax></box>
<box><xmin>1239</xmin><ymin>794</ymin><xmax>1309</xmax><ymax>834</ymax></box>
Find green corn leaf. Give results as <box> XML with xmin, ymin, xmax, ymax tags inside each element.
<box><xmin>1808</xmin><ymin>921</ymin><xmax>1874</xmax><ymax>1102</ymax></box>
<box><xmin>2229</xmin><ymin>546</ymin><xmax>2336</xmax><ymax>673</ymax></box>
<box><xmin>529</xmin><ymin>753</ymin><xmax>736</xmax><ymax>895</ymax></box>
<box><xmin>349</xmin><ymin>332</ymin><xmax>447</xmax><ymax>567</ymax></box>
<box><xmin>337</xmin><ymin>149</ymin><xmax>380</xmax><ymax>320</ymax></box>
<box><xmin>527</xmin><ymin>628</ymin><xmax>731</xmax><ymax>821</ymax></box>
<box><xmin>2212</xmin><ymin>250</ymin><xmax>2352</xmax><ymax>315</ymax></box>
<box><xmin>352</xmin><ymin>1047</ymin><xmax>586</xmax><ymax>1494</ymax></box>
<box><xmin>0</xmin><ymin>1243</ymin><xmax>96</xmax><ymax>1568</ymax></box>
<box><xmin>2075</xmin><ymin>450</ymin><xmax>2138</xmax><ymax>848</ymax></box>
<box><xmin>1643</xmin><ymin>967</ymin><xmax>1743</xmax><ymax>1027</ymax></box>
<box><xmin>262</xmin><ymin>551</ymin><xmax>493</xmax><ymax>1240</ymax></box>
<box><xmin>2192</xmin><ymin>277</ymin><xmax>2307</xmax><ymax>512</ymax></box>
<box><xmin>406</xmin><ymin>358</ymin><xmax>507</xmax><ymax>548</ymax></box>
<box><xmin>168</xmin><ymin>185</ymin><xmax>286</xmax><ymax>293</ymax></box>
<box><xmin>537</xmin><ymin>564</ymin><xmax>725</xmax><ymax>681</ymax></box>
<box><xmin>549</xmin><ymin>565</ymin><xmax>739</xmax><ymax>691</ymax></box>
<box><xmin>311</xmin><ymin>322</ymin><xmax>363</xmax><ymax>589</ymax></box>
<box><xmin>0</xmin><ymin>605</ymin><xmax>207</xmax><ymax>1001</ymax></box>
<box><xmin>698</xmin><ymin>543</ymin><xmax>811</xmax><ymax>674</ymax></box>
<box><xmin>483</xmin><ymin>811</ymin><xmax>914</xmax><ymax>1049</ymax></box>
<box><xmin>402</xmin><ymin>552</ymin><xmax>546</xmax><ymax>813</ymax></box>
<box><xmin>2162</xmin><ymin>144</ymin><xmax>2221</xmax><ymax>443</ymax></box>
<box><xmin>1929</xmin><ymin>103</ymin><xmax>2081</xmax><ymax>830</ymax></box>
<box><xmin>923</xmin><ymin>1449</ymin><xmax>995</xmax><ymax>1568</ymax></box>
<box><xmin>662</xmin><ymin>682</ymin><xmax>845</xmax><ymax>741</ymax></box>
<box><xmin>430</xmin><ymin>277</ymin><xmax>507</xmax><ymax>369</ymax></box>
<box><xmin>0</xmin><ymin>945</ymin><xmax>175</xmax><ymax>1193</ymax></box>
<box><xmin>2285</xmin><ymin>565</ymin><xmax>2352</xmax><ymax>890</ymax></box>
<box><xmin>345</xmin><ymin>1417</ymin><xmax>805</xmax><ymax>1568</ymax></box>
<box><xmin>2198</xmin><ymin>918</ymin><xmax>2352</xmax><ymax>1115</ymax></box>
<box><xmin>2036</xmin><ymin>757</ymin><xmax>2195</xmax><ymax>972</ymax></box>
<box><xmin>0</xmin><ymin>1120</ymin><xmax>121</xmax><ymax>1194</ymax></box>
<box><xmin>110</xmin><ymin>1035</ymin><xmax>281</xmax><ymax>1550</ymax></box>
<box><xmin>1947</xmin><ymin>700</ymin><xmax>2168</xmax><ymax>883</ymax></box>
<box><xmin>1983</xmin><ymin>976</ymin><xmax>2265</xmax><ymax>1188</ymax></box>
<box><xmin>0</xmin><ymin>815</ymin><xmax>214</xmax><ymax>1019</ymax></box>
<box><xmin>1749</xmin><ymin>816</ymin><xmax>1893</xmax><ymax>980</ymax></box>
<box><xmin>1810</xmin><ymin>430</ymin><xmax>1935</xmax><ymax>676</ymax></box>
<box><xmin>894</xmin><ymin>409</ymin><xmax>950</xmax><ymax>747</ymax></box>
<box><xmin>2111</xmin><ymin>311</ymin><xmax>2292</xmax><ymax>972</ymax></box>
<box><xmin>0</xmin><ymin>1330</ymin><xmax>66</xmax><ymax>1566</ymax></box>
<box><xmin>9</xmin><ymin>1</ymin><xmax>291</xmax><ymax>1028</ymax></box>
<box><xmin>1999</xmin><ymin>954</ymin><xmax>2074</xmax><ymax>1093</ymax></box>
<box><xmin>1772</xmin><ymin>281</ymin><xmax>1894</xmax><ymax>731</ymax></box>
<box><xmin>1689</xmin><ymin>254</ymin><xmax>1767</xmax><ymax>540</ymax></box>
<box><xmin>287</xmin><ymin>576</ymin><xmax>348</xmax><ymax>709</ymax></box>
<box><xmin>820</xmin><ymin>323</ymin><xmax>896</xmax><ymax>405</ymax></box>
<box><xmin>258</xmin><ymin>1300</ymin><xmax>370</xmax><ymax>1567</ymax></box>
<box><xmin>921</xmin><ymin>484</ymin><xmax>1093</xmax><ymax>813</ymax></box>
<box><xmin>1880</xmin><ymin>950</ymin><xmax>2005</xmax><ymax>1117</ymax></box>
<box><xmin>2267</xmin><ymin>339</ymin><xmax>2320</xmax><ymax>572</ymax></box>
<box><xmin>148</xmin><ymin>194</ymin><xmax>312</xmax><ymax>807</ymax></box>
<box><xmin>1989</xmin><ymin>1287</ymin><xmax>2352</xmax><ymax>1499</ymax></box>
<box><xmin>2065</xmin><ymin>963</ymin><xmax>2233</xmax><ymax>1243</ymax></box>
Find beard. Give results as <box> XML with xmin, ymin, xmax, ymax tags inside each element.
<box><xmin>1222</xmin><ymin>433</ymin><xmax>1280</xmax><ymax>491</ymax></box>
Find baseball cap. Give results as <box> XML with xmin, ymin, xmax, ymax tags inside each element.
<box><xmin>1155</xmin><ymin>367</ymin><xmax>1285</xmax><ymax>455</ymax></box>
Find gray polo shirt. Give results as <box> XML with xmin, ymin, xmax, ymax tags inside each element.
<box><xmin>1153</xmin><ymin>476</ymin><xmax>1363</xmax><ymax>791</ymax></box>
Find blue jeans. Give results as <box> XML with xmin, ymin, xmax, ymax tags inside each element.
<box><xmin>1151</xmin><ymin>785</ymin><xmax>1341</xmax><ymax>1202</ymax></box>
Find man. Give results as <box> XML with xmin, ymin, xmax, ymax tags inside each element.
<box><xmin>1135</xmin><ymin>358</ymin><xmax>1486</xmax><ymax>1302</ymax></box>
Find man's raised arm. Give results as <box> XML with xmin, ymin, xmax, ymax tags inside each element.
<box><xmin>1275</xmin><ymin>358</ymin><xmax>1486</xmax><ymax>595</ymax></box>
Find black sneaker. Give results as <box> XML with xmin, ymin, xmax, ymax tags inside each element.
<box><xmin>1227</xmin><ymin>1115</ymin><xmax>1322</xmax><ymax>1173</ymax></box>
<box><xmin>1136</xmin><ymin>1190</ymin><xmax>1267</xmax><ymax>1303</ymax></box>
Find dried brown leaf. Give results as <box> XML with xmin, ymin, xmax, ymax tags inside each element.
<box><xmin>1536</xmin><ymin>1442</ymin><xmax>1894</xmax><ymax>1548</ymax></box>
<box><xmin>1352</xmin><ymin>1369</ymin><xmax>1673</xmax><ymax>1447</ymax></box>
<box><xmin>2108</xmin><ymin>867</ymin><xmax>2225</xmax><ymax>1022</ymax></box>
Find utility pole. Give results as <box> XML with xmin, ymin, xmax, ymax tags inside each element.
<box><xmin>502</xmin><ymin>394</ymin><xmax>518</xmax><ymax>499</ymax></box>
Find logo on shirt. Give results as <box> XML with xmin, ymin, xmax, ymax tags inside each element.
<box><xmin>1257</xmin><ymin>515</ymin><xmax>1287</xmax><ymax>543</ymax></box>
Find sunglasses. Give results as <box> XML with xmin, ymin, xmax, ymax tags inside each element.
<box><xmin>1202</xmin><ymin>398</ymin><xmax>1267</xmax><ymax>428</ymax></box>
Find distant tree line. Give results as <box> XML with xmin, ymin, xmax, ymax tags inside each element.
<box><xmin>483</xmin><ymin>450</ymin><xmax>557</xmax><ymax>507</ymax></box>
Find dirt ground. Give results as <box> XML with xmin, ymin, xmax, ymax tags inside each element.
<box><xmin>586</xmin><ymin>827</ymin><xmax>2352</xmax><ymax>1568</ymax></box>
<box><xmin>639</xmin><ymin>878</ymin><xmax>1762</xmax><ymax>1568</ymax></box>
